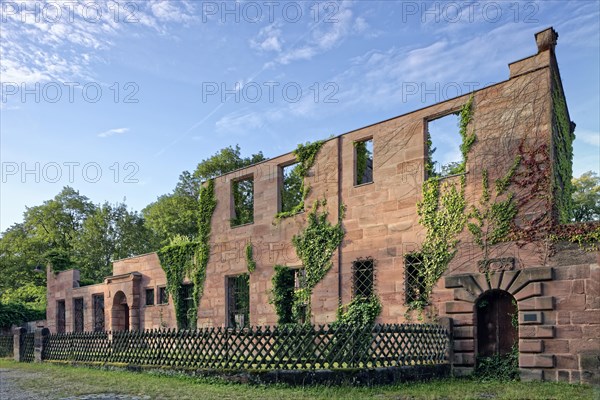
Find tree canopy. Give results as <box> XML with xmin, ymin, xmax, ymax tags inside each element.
<box><xmin>571</xmin><ymin>171</ymin><xmax>600</xmax><ymax>222</ymax></box>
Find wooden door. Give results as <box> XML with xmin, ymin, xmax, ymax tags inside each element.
<box><xmin>477</xmin><ymin>290</ymin><xmax>518</xmax><ymax>357</ymax></box>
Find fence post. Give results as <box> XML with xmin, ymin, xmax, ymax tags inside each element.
<box><xmin>439</xmin><ymin>317</ymin><xmax>454</xmax><ymax>375</ymax></box>
<box><xmin>34</xmin><ymin>327</ymin><xmax>50</xmax><ymax>363</ymax></box>
<box><xmin>13</xmin><ymin>327</ymin><xmax>26</xmax><ymax>362</ymax></box>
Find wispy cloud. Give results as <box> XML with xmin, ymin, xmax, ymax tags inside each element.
<box><xmin>250</xmin><ymin>23</ymin><xmax>284</xmax><ymax>52</ymax></box>
<box><xmin>0</xmin><ymin>1</ymin><xmax>197</xmax><ymax>85</ymax></box>
<box><xmin>576</xmin><ymin>129</ymin><xmax>600</xmax><ymax>147</ymax></box>
<box><xmin>98</xmin><ymin>128</ymin><xmax>129</xmax><ymax>138</ymax></box>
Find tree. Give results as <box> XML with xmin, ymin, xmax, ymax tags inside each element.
<box><xmin>144</xmin><ymin>145</ymin><xmax>265</xmax><ymax>245</ymax></box>
<box><xmin>74</xmin><ymin>202</ymin><xmax>158</xmax><ymax>282</ymax></box>
<box><xmin>571</xmin><ymin>171</ymin><xmax>600</xmax><ymax>222</ymax></box>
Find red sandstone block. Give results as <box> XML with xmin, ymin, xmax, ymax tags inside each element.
<box><xmin>555</xmin><ymin>326</ymin><xmax>582</xmax><ymax>339</ymax></box>
<box><xmin>454</xmin><ymin>340</ymin><xmax>474</xmax><ymax>352</ymax></box>
<box><xmin>519</xmin><ymin>296</ymin><xmax>554</xmax><ymax>311</ymax></box>
<box><xmin>571</xmin><ymin>311</ymin><xmax>600</xmax><ymax>325</ymax></box>
<box><xmin>556</xmin><ymin>354</ymin><xmax>578</xmax><ymax>369</ymax></box>
<box><xmin>520</xmin><ymin>354</ymin><xmax>554</xmax><ymax>368</ymax></box>
<box><xmin>519</xmin><ymin>368</ymin><xmax>544</xmax><ymax>381</ymax></box>
<box><xmin>453</xmin><ymin>326</ymin><xmax>474</xmax><ymax>339</ymax></box>
<box><xmin>514</xmin><ymin>282</ymin><xmax>543</xmax><ymax>301</ymax></box>
<box><xmin>520</xmin><ymin>339</ymin><xmax>544</xmax><ymax>353</ymax></box>
<box><xmin>445</xmin><ymin>301</ymin><xmax>473</xmax><ymax>314</ymax></box>
<box><xmin>571</xmin><ymin>280</ymin><xmax>585</xmax><ymax>294</ymax></box>
<box><xmin>556</xmin><ymin>311</ymin><xmax>570</xmax><ymax>325</ymax></box>
<box><xmin>453</xmin><ymin>353</ymin><xmax>475</xmax><ymax>365</ymax></box>
<box><xmin>544</xmin><ymin>339</ymin><xmax>570</xmax><ymax>354</ymax></box>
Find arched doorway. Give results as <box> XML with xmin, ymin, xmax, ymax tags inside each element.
<box><xmin>112</xmin><ymin>291</ymin><xmax>130</xmax><ymax>331</ymax></box>
<box><xmin>476</xmin><ymin>290</ymin><xmax>518</xmax><ymax>357</ymax></box>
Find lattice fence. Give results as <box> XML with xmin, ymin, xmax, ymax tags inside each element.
<box><xmin>41</xmin><ymin>324</ymin><xmax>449</xmax><ymax>370</ymax></box>
<box><xmin>0</xmin><ymin>334</ymin><xmax>13</xmax><ymax>358</ymax></box>
<box><xmin>22</xmin><ymin>333</ymin><xmax>35</xmax><ymax>362</ymax></box>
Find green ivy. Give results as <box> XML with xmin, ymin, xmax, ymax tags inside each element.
<box><xmin>192</xmin><ymin>179</ymin><xmax>217</xmax><ymax>326</ymax></box>
<box><xmin>275</xmin><ymin>140</ymin><xmax>325</xmax><ymax>220</ymax></box>
<box><xmin>270</xmin><ymin>265</ymin><xmax>296</xmax><ymax>325</ymax></box>
<box><xmin>157</xmin><ymin>179</ymin><xmax>217</xmax><ymax>329</ymax></box>
<box><xmin>354</xmin><ymin>140</ymin><xmax>370</xmax><ymax>185</ymax></box>
<box><xmin>270</xmin><ymin>200</ymin><xmax>345</xmax><ymax>323</ymax></box>
<box><xmin>468</xmin><ymin>158</ymin><xmax>521</xmax><ymax>261</ymax></box>
<box><xmin>335</xmin><ymin>295</ymin><xmax>381</xmax><ymax>327</ymax></box>
<box><xmin>474</xmin><ymin>345</ymin><xmax>519</xmax><ymax>382</ymax></box>
<box><xmin>245</xmin><ymin>241</ymin><xmax>256</xmax><ymax>273</ymax></box>
<box><xmin>552</xmin><ymin>72</ymin><xmax>575</xmax><ymax>224</ymax></box>
<box><xmin>157</xmin><ymin>238</ymin><xmax>197</xmax><ymax>329</ymax></box>
<box><xmin>417</xmin><ymin>178</ymin><xmax>468</xmax><ymax>300</ymax></box>
<box><xmin>416</xmin><ymin>97</ymin><xmax>475</xmax><ymax>307</ymax></box>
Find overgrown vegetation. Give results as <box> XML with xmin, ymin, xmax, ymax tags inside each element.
<box><xmin>231</xmin><ymin>178</ymin><xmax>254</xmax><ymax>227</ymax></box>
<box><xmin>157</xmin><ymin>179</ymin><xmax>217</xmax><ymax>329</ymax></box>
<box><xmin>245</xmin><ymin>242</ymin><xmax>256</xmax><ymax>273</ymax></box>
<box><xmin>276</xmin><ymin>140</ymin><xmax>325</xmax><ymax>220</ymax></box>
<box><xmin>474</xmin><ymin>345</ymin><xmax>520</xmax><ymax>382</ymax></box>
<box><xmin>290</xmin><ymin>200</ymin><xmax>345</xmax><ymax>322</ymax></box>
<box><xmin>551</xmin><ymin>72</ymin><xmax>575</xmax><ymax>224</ymax></box>
<box><xmin>415</xmin><ymin>97</ymin><xmax>474</xmax><ymax>310</ymax></box>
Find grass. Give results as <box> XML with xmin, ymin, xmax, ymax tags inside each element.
<box><xmin>0</xmin><ymin>359</ymin><xmax>595</xmax><ymax>400</ymax></box>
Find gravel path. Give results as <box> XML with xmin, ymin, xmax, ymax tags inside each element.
<box><xmin>0</xmin><ymin>368</ymin><xmax>151</xmax><ymax>400</ymax></box>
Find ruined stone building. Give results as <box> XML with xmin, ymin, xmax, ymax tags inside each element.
<box><xmin>46</xmin><ymin>28</ymin><xmax>599</xmax><ymax>382</ymax></box>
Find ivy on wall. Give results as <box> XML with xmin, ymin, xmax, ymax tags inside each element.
<box><xmin>157</xmin><ymin>237</ymin><xmax>197</xmax><ymax>329</ymax></box>
<box><xmin>551</xmin><ymin>71</ymin><xmax>575</xmax><ymax>224</ymax></box>
<box><xmin>467</xmin><ymin>157</ymin><xmax>521</xmax><ymax>261</ymax></box>
<box><xmin>335</xmin><ymin>295</ymin><xmax>381</xmax><ymax>327</ymax></box>
<box><xmin>415</xmin><ymin>97</ymin><xmax>474</xmax><ymax>304</ymax></box>
<box><xmin>270</xmin><ymin>265</ymin><xmax>296</xmax><ymax>325</ymax></box>
<box><xmin>245</xmin><ymin>241</ymin><xmax>256</xmax><ymax>273</ymax></box>
<box><xmin>157</xmin><ymin>179</ymin><xmax>217</xmax><ymax>329</ymax></box>
<box><xmin>275</xmin><ymin>140</ymin><xmax>325</xmax><ymax>220</ymax></box>
<box><xmin>291</xmin><ymin>200</ymin><xmax>345</xmax><ymax>322</ymax></box>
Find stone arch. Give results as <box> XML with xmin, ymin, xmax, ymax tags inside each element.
<box><xmin>442</xmin><ymin>266</ymin><xmax>555</xmax><ymax>376</ymax></box>
<box><xmin>475</xmin><ymin>289</ymin><xmax>518</xmax><ymax>357</ymax></box>
<box><xmin>111</xmin><ymin>291</ymin><xmax>130</xmax><ymax>331</ymax></box>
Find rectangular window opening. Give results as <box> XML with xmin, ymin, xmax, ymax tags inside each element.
<box><xmin>231</xmin><ymin>176</ymin><xmax>254</xmax><ymax>227</ymax></box>
<box><xmin>227</xmin><ymin>275</ymin><xmax>249</xmax><ymax>329</ymax></box>
<box><xmin>352</xmin><ymin>257</ymin><xmax>375</xmax><ymax>298</ymax></box>
<box><xmin>280</xmin><ymin>163</ymin><xmax>303</xmax><ymax>214</ymax></box>
<box><xmin>145</xmin><ymin>288</ymin><xmax>155</xmax><ymax>306</ymax></box>
<box><xmin>56</xmin><ymin>300</ymin><xmax>66</xmax><ymax>334</ymax></box>
<box><xmin>355</xmin><ymin>139</ymin><xmax>374</xmax><ymax>185</ymax></box>
<box><xmin>404</xmin><ymin>253</ymin><xmax>428</xmax><ymax>305</ymax></box>
<box><xmin>181</xmin><ymin>283</ymin><xmax>194</xmax><ymax>329</ymax></box>
<box><xmin>427</xmin><ymin>113</ymin><xmax>463</xmax><ymax>178</ymax></box>
<box><xmin>93</xmin><ymin>294</ymin><xmax>105</xmax><ymax>332</ymax></box>
<box><xmin>73</xmin><ymin>298</ymin><xmax>84</xmax><ymax>333</ymax></box>
<box><xmin>158</xmin><ymin>286</ymin><xmax>168</xmax><ymax>305</ymax></box>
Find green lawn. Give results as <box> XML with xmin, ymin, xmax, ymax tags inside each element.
<box><xmin>0</xmin><ymin>359</ymin><xmax>595</xmax><ymax>400</ymax></box>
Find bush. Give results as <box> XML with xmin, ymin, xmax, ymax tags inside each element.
<box><xmin>0</xmin><ymin>302</ymin><xmax>46</xmax><ymax>328</ymax></box>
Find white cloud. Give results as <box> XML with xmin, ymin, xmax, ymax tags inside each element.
<box><xmin>250</xmin><ymin>23</ymin><xmax>284</xmax><ymax>52</ymax></box>
<box><xmin>576</xmin><ymin>129</ymin><xmax>600</xmax><ymax>147</ymax></box>
<box><xmin>98</xmin><ymin>128</ymin><xmax>129</xmax><ymax>138</ymax></box>
<box><xmin>0</xmin><ymin>1</ymin><xmax>196</xmax><ymax>86</ymax></box>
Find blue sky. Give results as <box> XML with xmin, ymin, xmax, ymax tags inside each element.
<box><xmin>1</xmin><ymin>0</ymin><xmax>599</xmax><ymax>231</ymax></box>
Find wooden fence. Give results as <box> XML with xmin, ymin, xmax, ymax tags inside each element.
<box><xmin>39</xmin><ymin>323</ymin><xmax>449</xmax><ymax>370</ymax></box>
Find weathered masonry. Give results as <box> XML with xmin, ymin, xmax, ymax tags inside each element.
<box><xmin>46</xmin><ymin>28</ymin><xmax>599</xmax><ymax>383</ymax></box>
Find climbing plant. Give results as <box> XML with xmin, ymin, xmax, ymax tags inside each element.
<box><xmin>415</xmin><ymin>97</ymin><xmax>474</xmax><ymax>307</ymax></box>
<box><xmin>551</xmin><ymin>71</ymin><xmax>575</xmax><ymax>224</ymax></box>
<box><xmin>291</xmin><ymin>200</ymin><xmax>345</xmax><ymax>321</ymax></box>
<box><xmin>245</xmin><ymin>241</ymin><xmax>256</xmax><ymax>273</ymax></box>
<box><xmin>157</xmin><ymin>237</ymin><xmax>197</xmax><ymax>329</ymax></box>
<box><xmin>270</xmin><ymin>265</ymin><xmax>296</xmax><ymax>325</ymax></box>
<box><xmin>275</xmin><ymin>140</ymin><xmax>325</xmax><ymax>220</ymax></box>
<box><xmin>467</xmin><ymin>156</ymin><xmax>521</xmax><ymax>262</ymax></box>
<box><xmin>157</xmin><ymin>179</ymin><xmax>217</xmax><ymax>329</ymax></box>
